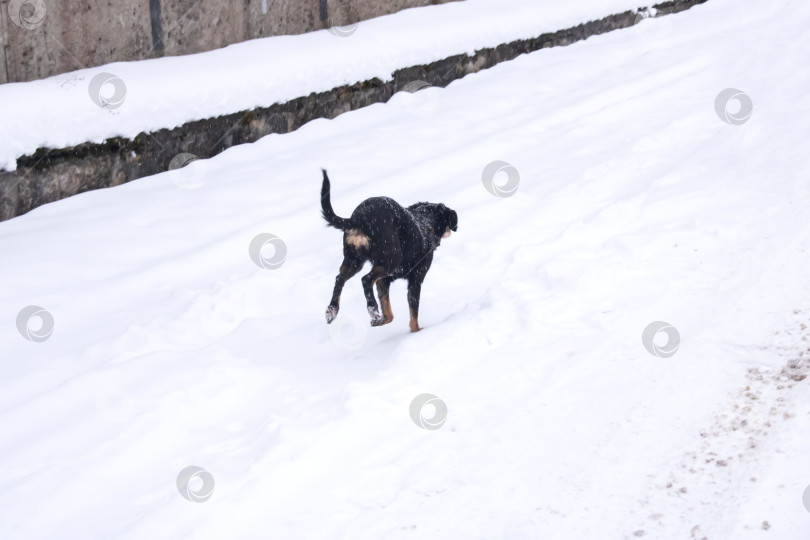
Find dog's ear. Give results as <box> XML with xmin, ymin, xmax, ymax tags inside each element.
<box><xmin>435</xmin><ymin>204</ymin><xmax>458</xmax><ymax>236</ymax></box>
<box><xmin>448</xmin><ymin>209</ymin><xmax>458</xmax><ymax>232</ymax></box>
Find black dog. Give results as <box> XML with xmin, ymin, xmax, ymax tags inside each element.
<box><xmin>320</xmin><ymin>169</ymin><xmax>458</xmax><ymax>332</ymax></box>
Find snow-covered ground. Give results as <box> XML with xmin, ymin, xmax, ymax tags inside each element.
<box><xmin>3</xmin><ymin>0</ymin><xmax>668</xmax><ymax>172</ymax></box>
<box><xmin>2</xmin><ymin>0</ymin><xmax>810</xmax><ymax>538</ymax></box>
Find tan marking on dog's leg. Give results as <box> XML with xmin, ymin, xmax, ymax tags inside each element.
<box><xmin>373</xmin><ymin>277</ymin><xmax>394</xmax><ymax>326</ymax></box>
<box><xmin>345</xmin><ymin>229</ymin><xmax>370</xmax><ymax>249</ymax></box>
<box><xmin>409</xmin><ymin>308</ymin><xmax>421</xmax><ymax>333</ymax></box>
<box><xmin>380</xmin><ymin>295</ymin><xmax>394</xmax><ymax>324</ymax></box>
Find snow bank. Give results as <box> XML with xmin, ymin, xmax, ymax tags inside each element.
<box><xmin>2</xmin><ymin>0</ymin><xmax>665</xmax><ymax>171</ymax></box>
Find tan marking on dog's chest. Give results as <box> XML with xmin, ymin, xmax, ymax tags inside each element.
<box><xmin>345</xmin><ymin>229</ymin><xmax>370</xmax><ymax>248</ymax></box>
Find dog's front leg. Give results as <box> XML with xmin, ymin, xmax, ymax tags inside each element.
<box><xmin>407</xmin><ymin>278</ymin><xmax>423</xmax><ymax>333</ymax></box>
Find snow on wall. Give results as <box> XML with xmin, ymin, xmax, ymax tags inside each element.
<box><xmin>0</xmin><ymin>0</ymin><xmax>681</xmax><ymax>173</ymax></box>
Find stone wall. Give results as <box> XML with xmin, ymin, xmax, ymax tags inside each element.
<box><xmin>0</xmin><ymin>0</ymin><xmax>709</xmax><ymax>221</ymax></box>
<box><xmin>0</xmin><ymin>0</ymin><xmax>454</xmax><ymax>84</ymax></box>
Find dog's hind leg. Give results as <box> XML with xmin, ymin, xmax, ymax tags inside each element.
<box><xmin>361</xmin><ymin>265</ymin><xmax>389</xmax><ymax>326</ymax></box>
<box><xmin>373</xmin><ymin>277</ymin><xmax>395</xmax><ymax>326</ymax></box>
<box><xmin>326</xmin><ymin>257</ymin><xmax>363</xmax><ymax>324</ymax></box>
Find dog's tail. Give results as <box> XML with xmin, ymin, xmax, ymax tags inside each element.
<box><xmin>320</xmin><ymin>169</ymin><xmax>353</xmax><ymax>230</ymax></box>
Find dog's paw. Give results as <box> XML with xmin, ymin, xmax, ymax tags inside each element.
<box><xmin>371</xmin><ymin>314</ymin><xmax>394</xmax><ymax>327</ymax></box>
<box><xmin>325</xmin><ymin>306</ymin><xmax>339</xmax><ymax>324</ymax></box>
<box><xmin>368</xmin><ymin>306</ymin><xmax>384</xmax><ymax>327</ymax></box>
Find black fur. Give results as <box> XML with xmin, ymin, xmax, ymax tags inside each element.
<box><xmin>321</xmin><ymin>169</ymin><xmax>457</xmax><ymax>332</ymax></box>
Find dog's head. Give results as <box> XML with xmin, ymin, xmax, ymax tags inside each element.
<box><xmin>409</xmin><ymin>202</ymin><xmax>459</xmax><ymax>240</ymax></box>
<box><xmin>436</xmin><ymin>203</ymin><xmax>458</xmax><ymax>239</ymax></box>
